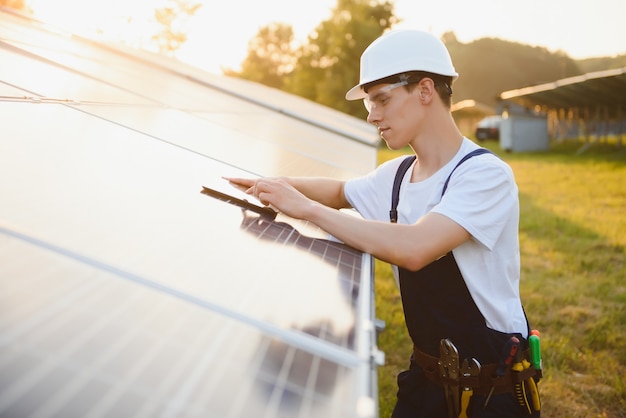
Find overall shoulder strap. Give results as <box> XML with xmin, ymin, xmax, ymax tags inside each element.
<box><xmin>389</xmin><ymin>148</ymin><xmax>494</xmax><ymax>223</ymax></box>
<box><xmin>440</xmin><ymin>148</ymin><xmax>493</xmax><ymax>197</ymax></box>
<box><xmin>390</xmin><ymin>155</ymin><xmax>416</xmax><ymax>223</ymax></box>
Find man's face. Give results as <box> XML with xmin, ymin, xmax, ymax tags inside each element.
<box><xmin>365</xmin><ymin>81</ymin><xmax>422</xmax><ymax>150</ymax></box>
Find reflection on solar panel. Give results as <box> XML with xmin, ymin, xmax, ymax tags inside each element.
<box><xmin>0</xmin><ymin>8</ymin><xmax>382</xmax><ymax>418</ymax></box>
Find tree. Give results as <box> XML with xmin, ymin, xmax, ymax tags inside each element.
<box><xmin>227</xmin><ymin>0</ymin><xmax>396</xmax><ymax>118</ymax></box>
<box><xmin>226</xmin><ymin>23</ymin><xmax>296</xmax><ymax>90</ymax></box>
<box><xmin>286</xmin><ymin>0</ymin><xmax>397</xmax><ymax>118</ymax></box>
<box><xmin>152</xmin><ymin>0</ymin><xmax>202</xmax><ymax>54</ymax></box>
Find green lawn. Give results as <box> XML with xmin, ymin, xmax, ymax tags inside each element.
<box><xmin>374</xmin><ymin>139</ymin><xmax>626</xmax><ymax>417</ymax></box>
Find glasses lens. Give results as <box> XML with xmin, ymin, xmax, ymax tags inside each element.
<box><xmin>362</xmin><ymin>80</ymin><xmax>408</xmax><ymax>112</ymax></box>
<box><xmin>363</xmin><ymin>97</ymin><xmax>372</xmax><ymax>112</ymax></box>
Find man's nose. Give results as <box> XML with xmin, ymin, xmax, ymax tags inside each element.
<box><xmin>366</xmin><ymin>108</ymin><xmax>381</xmax><ymax>125</ymax></box>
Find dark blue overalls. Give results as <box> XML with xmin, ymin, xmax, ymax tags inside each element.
<box><xmin>388</xmin><ymin>150</ymin><xmax>535</xmax><ymax>418</ymax></box>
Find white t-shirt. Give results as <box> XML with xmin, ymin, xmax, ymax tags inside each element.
<box><xmin>344</xmin><ymin>138</ymin><xmax>528</xmax><ymax>336</ymax></box>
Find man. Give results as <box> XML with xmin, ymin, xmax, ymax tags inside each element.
<box><xmin>227</xmin><ymin>29</ymin><xmax>539</xmax><ymax>417</ymax></box>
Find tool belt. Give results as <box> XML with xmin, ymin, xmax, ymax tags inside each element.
<box><xmin>413</xmin><ymin>345</ymin><xmax>541</xmax><ymax>395</ymax></box>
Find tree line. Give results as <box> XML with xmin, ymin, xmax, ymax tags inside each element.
<box><xmin>5</xmin><ymin>0</ymin><xmax>624</xmax><ymax>120</ymax></box>
<box><xmin>225</xmin><ymin>0</ymin><xmax>625</xmax><ymax>119</ymax></box>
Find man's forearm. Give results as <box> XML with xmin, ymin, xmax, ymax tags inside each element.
<box><xmin>305</xmin><ymin>203</ymin><xmax>470</xmax><ymax>271</ymax></box>
<box><xmin>285</xmin><ymin>177</ymin><xmax>350</xmax><ymax>209</ymax></box>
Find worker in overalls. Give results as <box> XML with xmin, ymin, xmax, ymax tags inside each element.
<box><xmin>227</xmin><ymin>29</ymin><xmax>541</xmax><ymax>418</ymax></box>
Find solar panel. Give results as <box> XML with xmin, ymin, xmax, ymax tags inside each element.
<box><xmin>0</xmin><ymin>8</ymin><xmax>382</xmax><ymax>418</ymax></box>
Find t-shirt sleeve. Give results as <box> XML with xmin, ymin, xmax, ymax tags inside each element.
<box><xmin>431</xmin><ymin>157</ymin><xmax>518</xmax><ymax>250</ymax></box>
<box><xmin>344</xmin><ymin>157</ymin><xmax>407</xmax><ymax>222</ymax></box>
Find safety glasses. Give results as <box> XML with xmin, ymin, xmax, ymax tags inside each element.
<box><xmin>363</xmin><ymin>80</ymin><xmax>409</xmax><ymax>112</ymax></box>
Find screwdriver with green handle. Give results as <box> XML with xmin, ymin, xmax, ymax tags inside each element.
<box><xmin>529</xmin><ymin>330</ymin><xmax>541</xmax><ymax>371</ymax></box>
<box><xmin>527</xmin><ymin>330</ymin><xmax>542</xmax><ymax>413</ymax></box>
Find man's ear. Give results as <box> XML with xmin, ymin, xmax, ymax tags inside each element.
<box><xmin>417</xmin><ymin>78</ymin><xmax>435</xmax><ymax>101</ymax></box>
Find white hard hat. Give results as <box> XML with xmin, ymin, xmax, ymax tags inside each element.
<box><xmin>346</xmin><ymin>29</ymin><xmax>458</xmax><ymax>100</ymax></box>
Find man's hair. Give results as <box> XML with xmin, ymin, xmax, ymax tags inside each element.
<box><xmin>363</xmin><ymin>71</ymin><xmax>454</xmax><ymax>108</ymax></box>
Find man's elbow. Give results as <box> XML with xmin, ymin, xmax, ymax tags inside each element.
<box><xmin>330</xmin><ymin>181</ymin><xmax>351</xmax><ymax>209</ymax></box>
<box><xmin>395</xmin><ymin>252</ymin><xmax>434</xmax><ymax>272</ymax></box>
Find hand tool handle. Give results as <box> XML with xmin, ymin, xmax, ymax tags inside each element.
<box><xmin>512</xmin><ymin>362</ymin><xmax>532</xmax><ymax>414</ymax></box>
<box><xmin>529</xmin><ymin>334</ymin><xmax>541</xmax><ymax>370</ymax></box>
<box><xmin>496</xmin><ymin>336</ymin><xmax>520</xmax><ymax>376</ymax></box>
<box><xmin>525</xmin><ymin>374</ymin><xmax>541</xmax><ymax>411</ymax></box>
<box><xmin>520</xmin><ymin>359</ymin><xmax>541</xmax><ymax>412</ymax></box>
<box><xmin>459</xmin><ymin>390</ymin><xmax>470</xmax><ymax>418</ymax></box>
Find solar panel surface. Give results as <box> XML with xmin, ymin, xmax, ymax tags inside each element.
<box><xmin>0</xmin><ymin>8</ymin><xmax>382</xmax><ymax>418</ymax></box>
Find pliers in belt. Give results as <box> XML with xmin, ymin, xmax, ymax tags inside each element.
<box><xmin>459</xmin><ymin>358</ymin><xmax>481</xmax><ymax>418</ymax></box>
<box><xmin>438</xmin><ymin>339</ymin><xmax>460</xmax><ymax>418</ymax></box>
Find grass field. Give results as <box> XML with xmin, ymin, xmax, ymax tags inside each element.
<box><xmin>374</xmin><ymin>139</ymin><xmax>626</xmax><ymax>417</ymax></box>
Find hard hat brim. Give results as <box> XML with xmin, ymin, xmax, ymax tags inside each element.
<box><xmin>345</xmin><ymin>84</ymin><xmax>367</xmax><ymax>101</ymax></box>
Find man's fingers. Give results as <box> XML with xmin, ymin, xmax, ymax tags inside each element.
<box><xmin>224</xmin><ymin>177</ymin><xmax>257</xmax><ymax>194</ymax></box>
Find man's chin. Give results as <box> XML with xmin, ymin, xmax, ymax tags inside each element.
<box><xmin>385</xmin><ymin>141</ymin><xmax>404</xmax><ymax>151</ymax></box>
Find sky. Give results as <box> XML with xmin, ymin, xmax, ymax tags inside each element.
<box><xmin>28</xmin><ymin>0</ymin><xmax>626</xmax><ymax>74</ymax></box>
